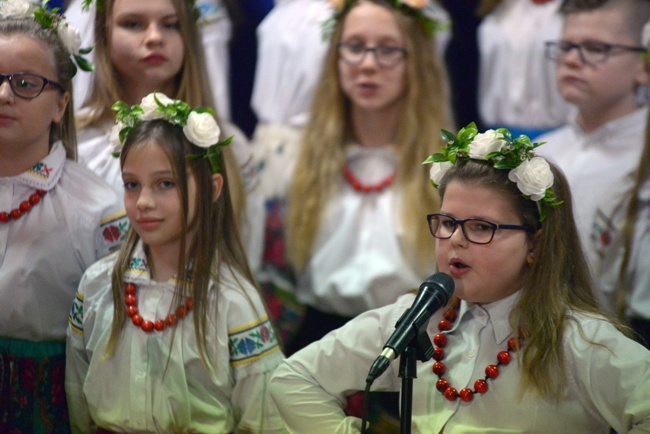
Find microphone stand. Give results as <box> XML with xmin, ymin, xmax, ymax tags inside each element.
<box><xmin>398</xmin><ymin>326</ymin><xmax>434</xmax><ymax>434</ymax></box>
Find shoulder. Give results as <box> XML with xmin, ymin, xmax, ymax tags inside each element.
<box><xmin>78</xmin><ymin>251</ymin><xmax>119</xmax><ymax>298</ymax></box>
<box><xmin>562</xmin><ymin>311</ymin><xmax>644</xmax><ymax>354</ymax></box>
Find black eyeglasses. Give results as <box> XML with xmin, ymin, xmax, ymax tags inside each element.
<box><xmin>427</xmin><ymin>213</ymin><xmax>534</xmax><ymax>245</ymax></box>
<box><xmin>545</xmin><ymin>40</ymin><xmax>647</xmax><ymax>66</ymax></box>
<box><xmin>337</xmin><ymin>41</ymin><xmax>407</xmax><ymax>67</ymax></box>
<box><xmin>0</xmin><ymin>72</ymin><xmax>65</xmax><ymax>99</ymax></box>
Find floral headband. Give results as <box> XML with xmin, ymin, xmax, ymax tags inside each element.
<box><xmin>0</xmin><ymin>0</ymin><xmax>94</xmax><ymax>76</ymax></box>
<box><xmin>324</xmin><ymin>0</ymin><xmax>447</xmax><ymax>39</ymax></box>
<box><xmin>110</xmin><ymin>92</ymin><xmax>232</xmax><ymax>174</ymax></box>
<box><xmin>424</xmin><ymin>122</ymin><xmax>563</xmax><ymax>222</ymax></box>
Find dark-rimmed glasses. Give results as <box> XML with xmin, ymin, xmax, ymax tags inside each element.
<box><xmin>427</xmin><ymin>213</ymin><xmax>535</xmax><ymax>245</ymax></box>
<box><xmin>337</xmin><ymin>41</ymin><xmax>407</xmax><ymax>67</ymax></box>
<box><xmin>0</xmin><ymin>72</ymin><xmax>65</xmax><ymax>99</ymax></box>
<box><xmin>545</xmin><ymin>40</ymin><xmax>647</xmax><ymax>66</ymax></box>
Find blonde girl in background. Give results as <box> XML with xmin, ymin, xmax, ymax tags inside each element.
<box><xmin>270</xmin><ymin>124</ymin><xmax>650</xmax><ymax>433</ymax></box>
<box><xmin>74</xmin><ymin>0</ymin><xmax>248</xmax><ymax>225</ymax></box>
<box><xmin>281</xmin><ymin>0</ymin><xmax>450</xmax><ymax>354</ymax></box>
<box><xmin>65</xmin><ymin>93</ymin><xmax>285</xmax><ymax>433</ymax></box>
<box><xmin>0</xmin><ymin>1</ymin><xmax>127</xmax><ymax>432</ymax></box>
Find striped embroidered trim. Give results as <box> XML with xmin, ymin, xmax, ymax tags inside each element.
<box><xmin>229</xmin><ymin>317</ymin><xmax>280</xmax><ymax>367</ymax></box>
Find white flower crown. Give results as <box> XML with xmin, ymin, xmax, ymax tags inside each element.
<box><xmin>0</xmin><ymin>0</ymin><xmax>94</xmax><ymax>76</ymax></box>
<box><xmin>110</xmin><ymin>92</ymin><xmax>232</xmax><ymax>174</ymax></box>
<box><xmin>424</xmin><ymin>123</ymin><xmax>563</xmax><ymax>222</ymax></box>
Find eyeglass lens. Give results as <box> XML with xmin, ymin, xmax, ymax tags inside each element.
<box><xmin>429</xmin><ymin>215</ymin><xmax>495</xmax><ymax>244</ymax></box>
<box><xmin>0</xmin><ymin>73</ymin><xmax>49</xmax><ymax>99</ymax></box>
<box><xmin>338</xmin><ymin>42</ymin><xmax>406</xmax><ymax>67</ymax></box>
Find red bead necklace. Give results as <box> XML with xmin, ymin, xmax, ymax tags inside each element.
<box><xmin>343</xmin><ymin>163</ymin><xmax>395</xmax><ymax>194</ymax></box>
<box><xmin>124</xmin><ymin>282</ymin><xmax>193</xmax><ymax>333</ymax></box>
<box><xmin>0</xmin><ymin>189</ymin><xmax>47</xmax><ymax>223</ymax></box>
<box><xmin>432</xmin><ymin>298</ymin><xmax>523</xmax><ymax>403</ymax></box>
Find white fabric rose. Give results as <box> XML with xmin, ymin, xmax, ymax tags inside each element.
<box><xmin>468</xmin><ymin>129</ymin><xmax>505</xmax><ymax>160</ymax></box>
<box><xmin>139</xmin><ymin>93</ymin><xmax>174</xmax><ymax>120</ymax></box>
<box><xmin>57</xmin><ymin>22</ymin><xmax>82</xmax><ymax>55</ymax></box>
<box><xmin>429</xmin><ymin>161</ymin><xmax>454</xmax><ymax>186</ymax></box>
<box><xmin>109</xmin><ymin>122</ymin><xmax>124</xmax><ymax>154</ymax></box>
<box><xmin>183</xmin><ymin>111</ymin><xmax>221</xmax><ymax>148</ymax></box>
<box><xmin>0</xmin><ymin>0</ymin><xmax>32</xmax><ymax>18</ymax></box>
<box><xmin>508</xmin><ymin>157</ymin><xmax>553</xmax><ymax>201</ymax></box>
<box><xmin>643</xmin><ymin>20</ymin><xmax>650</xmax><ymax>49</ymax></box>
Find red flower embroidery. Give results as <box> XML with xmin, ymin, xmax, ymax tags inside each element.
<box><xmin>260</xmin><ymin>325</ymin><xmax>271</xmax><ymax>343</ymax></box>
<box><xmin>103</xmin><ymin>225</ymin><xmax>122</xmax><ymax>243</ymax></box>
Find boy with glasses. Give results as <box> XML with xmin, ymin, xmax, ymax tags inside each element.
<box><xmin>536</xmin><ymin>0</ymin><xmax>650</xmax><ymax>287</ymax></box>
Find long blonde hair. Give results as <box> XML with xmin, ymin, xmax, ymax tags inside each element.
<box><xmin>287</xmin><ymin>0</ymin><xmax>449</xmax><ymax>273</ymax></box>
<box><xmin>104</xmin><ymin>121</ymin><xmax>258</xmax><ymax>368</ymax></box>
<box><xmin>76</xmin><ymin>0</ymin><xmax>244</xmax><ymax>219</ymax></box>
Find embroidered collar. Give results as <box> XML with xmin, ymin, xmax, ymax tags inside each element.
<box><xmin>124</xmin><ymin>241</ymin><xmax>194</xmax><ymax>285</ymax></box>
<box><xmin>9</xmin><ymin>141</ymin><xmax>66</xmax><ymax>191</ymax></box>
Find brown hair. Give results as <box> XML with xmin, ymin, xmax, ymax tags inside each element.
<box><xmin>0</xmin><ymin>17</ymin><xmax>76</xmax><ymax>159</ymax></box>
<box><xmin>438</xmin><ymin>159</ymin><xmax>629</xmax><ymax>399</ymax></box>
<box><xmin>287</xmin><ymin>0</ymin><xmax>449</xmax><ymax>273</ymax></box>
<box><xmin>104</xmin><ymin>120</ymin><xmax>258</xmax><ymax>367</ymax></box>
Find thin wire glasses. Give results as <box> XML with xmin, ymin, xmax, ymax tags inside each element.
<box><xmin>337</xmin><ymin>41</ymin><xmax>408</xmax><ymax>67</ymax></box>
<box><xmin>0</xmin><ymin>72</ymin><xmax>65</xmax><ymax>99</ymax></box>
<box><xmin>427</xmin><ymin>213</ymin><xmax>534</xmax><ymax>245</ymax></box>
<box><xmin>545</xmin><ymin>40</ymin><xmax>647</xmax><ymax>66</ymax></box>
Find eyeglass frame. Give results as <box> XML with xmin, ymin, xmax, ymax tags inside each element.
<box><xmin>426</xmin><ymin>213</ymin><xmax>535</xmax><ymax>245</ymax></box>
<box><xmin>336</xmin><ymin>41</ymin><xmax>408</xmax><ymax>68</ymax></box>
<box><xmin>0</xmin><ymin>72</ymin><xmax>66</xmax><ymax>100</ymax></box>
<box><xmin>544</xmin><ymin>40</ymin><xmax>647</xmax><ymax>66</ymax></box>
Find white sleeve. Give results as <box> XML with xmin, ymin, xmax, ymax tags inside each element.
<box><xmin>564</xmin><ymin>318</ymin><xmax>650</xmax><ymax>433</ymax></box>
<box><xmin>65</xmin><ymin>285</ymin><xmax>93</xmax><ymax>433</ymax></box>
<box><xmin>269</xmin><ymin>297</ymin><xmax>410</xmax><ymax>433</ymax></box>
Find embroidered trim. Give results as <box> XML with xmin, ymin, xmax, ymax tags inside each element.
<box><xmin>229</xmin><ymin>318</ymin><xmax>280</xmax><ymax>367</ymax></box>
<box><xmin>68</xmin><ymin>291</ymin><xmax>84</xmax><ymax>335</ymax></box>
<box><xmin>100</xmin><ymin>213</ymin><xmax>129</xmax><ymax>252</ymax></box>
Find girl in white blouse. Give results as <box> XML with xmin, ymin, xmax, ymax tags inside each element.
<box><xmin>65</xmin><ymin>94</ymin><xmax>285</xmax><ymax>433</ymax></box>
<box><xmin>270</xmin><ymin>125</ymin><xmax>650</xmax><ymax>433</ymax></box>
<box><xmin>0</xmin><ymin>6</ymin><xmax>127</xmax><ymax>433</ymax></box>
<box><xmin>273</xmin><ymin>0</ymin><xmax>451</xmax><ymax>354</ymax></box>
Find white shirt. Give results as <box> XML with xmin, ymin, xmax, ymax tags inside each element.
<box><xmin>0</xmin><ymin>142</ymin><xmax>127</xmax><ymax>342</ymax></box>
<box><xmin>66</xmin><ymin>0</ymin><xmax>233</xmax><ymax>119</ymax></box>
<box><xmin>536</xmin><ymin>107</ymin><xmax>647</xmax><ymax>276</ymax></box>
<box><xmin>596</xmin><ymin>181</ymin><xmax>650</xmax><ymax>319</ymax></box>
<box><xmin>66</xmin><ymin>242</ymin><xmax>286</xmax><ymax>433</ymax></box>
<box><xmin>478</xmin><ymin>0</ymin><xmax>571</xmax><ymax>129</ymax></box>
<box><xmin>296</xmin><ymin>145</ymin><xmax>426</xmax><ymax>316</ymax></box>
<box><xmin>270</xmin><ymin>291</ymin><xmax>650</xmax><ymax>433</ymax></box>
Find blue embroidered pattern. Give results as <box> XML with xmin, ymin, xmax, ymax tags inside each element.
<box><xmin>229</xmin><ymin>318</ymin><xmax>280</xmax><ymax>367</ymax></box>
<box><xmin>68</xmin><ymin>291</ymin><xmax>84</xmax><ymax>335</ymax></box>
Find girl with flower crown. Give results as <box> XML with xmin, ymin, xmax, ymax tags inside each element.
<box><xmin>72</xmin><ymin>0</ymin><xmax>253</xmax><ymax>235</ymax></box>
<box><xmin>0</xmin><ymin>1</ymin><xmax>128</xmax><ymax>432</ymax></box>
<box><xmin>269</xmin><ymin>124</ymin><xmax>650</xmax><ymax>433</ymax></box>
<box><xmin>65</xmin><ymin>93</ymin><xmax>286</xmax><ymax>433</ymax></box>
<box><xmin>266</xmin><ymin>0</ymin><xmax>450</xmax><ymax>355</ymax></box>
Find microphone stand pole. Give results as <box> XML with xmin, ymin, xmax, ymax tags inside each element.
<box><xmin>398</xmin><ymin>327</ymin><xmax>434</xmax><ymax>434</ymax></box>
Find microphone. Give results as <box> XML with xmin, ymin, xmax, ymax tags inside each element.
<box><xmin>366</xmin><ymin>272</ymin><xmax>454</xmax><ymax>383</ymax></box>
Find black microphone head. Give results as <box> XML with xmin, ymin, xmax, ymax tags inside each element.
<box><xmin>419</xmin><ymin>272</ymin><xmax>455</xmax><ymax>305</ymax></box>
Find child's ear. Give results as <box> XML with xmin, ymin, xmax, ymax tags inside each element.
<box><xmin>52</xmin><ymin>91</ymin><xmax>70</xmax><ymax>124</ymax></box>
<box><xmin>211</xmin><ymin>173</ymin><xmax>224</xmax><ymax>203</ymax></box>
<box><xmin>527</xmin><ymin>229</ymin><xmax>542</xmax><ymax>266</ymax></box>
